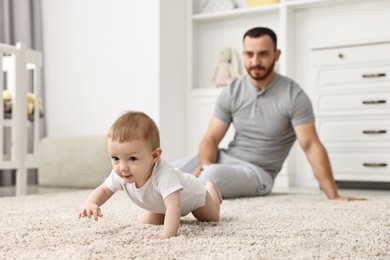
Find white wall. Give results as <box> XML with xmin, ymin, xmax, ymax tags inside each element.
<box><xmin>42</xmin><ymin>0</ymin><xmax>160</xmax><ymax>137</ymax></box>
<box><xmin>41</xmin><ymin>0</ymin><xmax>188</xmax><ymax>161</ymax></box>
<box><xmin>158</xmin><ymin>2</ymin><xmax>188</xmax><ymax>161</ymax></box>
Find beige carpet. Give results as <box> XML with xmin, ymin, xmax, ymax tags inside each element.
<box><xmin>0</xmin><ymin>189</ymin><xmax>389</xmax><ymax>259</ymax></box>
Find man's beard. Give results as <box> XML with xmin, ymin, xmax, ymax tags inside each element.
<box><xmin>246</xmin><ymin>61</ymin><xmax>275</xmax><ymax>81</ymax></box>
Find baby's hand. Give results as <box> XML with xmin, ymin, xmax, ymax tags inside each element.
<box><xmin>78</xmin><ymin>203</ymin><xmax>103</xmax><ymax>221</ymax></box>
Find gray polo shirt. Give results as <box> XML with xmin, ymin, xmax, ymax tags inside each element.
<box><xmin>215</xmin><ymin>73</ymin><xmax>315</xmax><ymax>176</ymax></box>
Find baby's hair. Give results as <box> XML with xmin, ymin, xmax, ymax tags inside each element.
<box><xmin>108</xmin><ymin>111</ymin><xmax>160</xmax><ymax>150</ymax></box>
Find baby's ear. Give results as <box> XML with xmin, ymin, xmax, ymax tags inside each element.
<box><xmin>152</xmin><ymin>148</ymin><xmax>162</xmax><ymax>162</ymax></box>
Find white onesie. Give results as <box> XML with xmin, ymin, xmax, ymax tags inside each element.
<box><xmin>104</xmin><ymin>158</ymin><xmax>206</xmax><ymax>216</ymax></box>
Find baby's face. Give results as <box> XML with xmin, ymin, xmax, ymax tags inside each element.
<box><xmin>107</xmin><ymin>138</ymin><xmax>160</xmax><ymax>188</ymax></box>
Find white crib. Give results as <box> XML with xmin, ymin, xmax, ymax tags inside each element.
<box><xmin>0</xmin><ymin>42</ymin><xmax>43</xmax><ymax>196</ymax></box>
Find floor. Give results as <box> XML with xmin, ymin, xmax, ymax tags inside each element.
<box><xmin>0</xmin><ymin>185</ymin><xmax>87</xmax><ymax>197</ymax></box>
<box><xmin>0</xmin><ymin>184</ymin><xmax>388</xmax><ymax>197</ymax></box>
<box><xmin>272</xmin><ymin>185</ymin><xmax>389</xmax><ymax>198</ymax></box>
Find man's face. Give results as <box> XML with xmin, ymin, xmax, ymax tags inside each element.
<box><xmin>242</xmin><ymin>35</ymin><xmax>280</xmax><ymax>82</ymax></box>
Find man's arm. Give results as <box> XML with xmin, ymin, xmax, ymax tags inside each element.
<box><xmin>194</xmin><ymin>116</ymin><xmax>230</xmax><ymax>177</ymax></box>
<box><xmin>294</xmin><ymin>122</ymin><xmax>365</xmax><ymax>201</ymax></box>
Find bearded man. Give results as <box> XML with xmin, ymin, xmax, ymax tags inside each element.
<box><xmin>172</xmin><ymin>27</ymin><xmax>364</xmax><ymax>201</ymax></box>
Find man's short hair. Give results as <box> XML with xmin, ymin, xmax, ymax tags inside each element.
<box><xmin>243</xmin><ymin>27</ymin><xmax>277</xmax><ymax>49</ymax></box>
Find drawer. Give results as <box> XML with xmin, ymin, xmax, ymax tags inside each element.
<box><xmin>329</xmin><ymin>152</ymin><xmax>390</xmax><ymax>181</ymax></box>
<box><xmin>311</xmin><ymin>42</ymin><xmax>390</xmax><ymax>66</ymax></box>
<box><xmin>316</xmin><ymin>92</ymin><xmax>390</xmax><ymax>115</ymax></box>
<box><xmin>318</xmin><ymin>119</ymin><xmax>390</xmax><ymax>143</ymax></box>
<box><xmin>316</xmin><ymin>64</ymin><xmax>390</xmax><ymax>90</ymax></box>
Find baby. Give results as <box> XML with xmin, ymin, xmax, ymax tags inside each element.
<box><xmin>78</xmin><ymin>111</ymin><xmax>222</xmax><ymax>239</ymax></box>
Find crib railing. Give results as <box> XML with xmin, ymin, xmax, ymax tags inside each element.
<box><xmin>0</xmin><ymin>42</ymin><xmax>43</xmax><ymax>196</ymax></box>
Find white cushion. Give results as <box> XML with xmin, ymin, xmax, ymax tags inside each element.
<box><xmin>38</xmin><ymin>135</ymin><xmax>111</xmax><ymax>188</ymax></box>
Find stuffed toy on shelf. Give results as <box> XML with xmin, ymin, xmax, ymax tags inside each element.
<box><xmin>211</xmin><ymin>47</ymin><xmax>241</xmax><ymax>87</ymax></box>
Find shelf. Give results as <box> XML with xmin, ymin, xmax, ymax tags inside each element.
<box><xmin>192</xmin><ymin>4</ymin><xmax>280</xmax><ymax>23</ymax></box>
<box><xmin>192</xmin><ymin>0</ymin><xmax>368</xmax><ymax>23</ymax></box>
<box><xmin>286</xmin><ymin>0</ymin><xmax>365</xmax><ymax>9</ymax></box>
<box><xmin>191</xmin><ymin>0</ymin><xmax>351</xmax><ymax>24</ymax></box>
<box><xmin>286</xmin><ymin>0</ymin><xmax>335</xmax><ymax>7</ymax></box>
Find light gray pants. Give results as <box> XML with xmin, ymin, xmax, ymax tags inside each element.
<box><xmin>171</xmin><ymin>150</ymin><xmax>274</xmax><ymax>199</ymax></box>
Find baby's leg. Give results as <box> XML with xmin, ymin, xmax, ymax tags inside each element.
<box><xmin>142</xmin><ymin>211</ymin><xmax>165</xmax><ymax>225</ymax></box>
<box><xmin>192</xmin><ymin>181</ymin><xmax>222</xmax><ymax>222</ymax></box>
<box><xmin>206</xmin><ymin>180</ymin><xmax>222</xmax><ymax>208</ymax></box>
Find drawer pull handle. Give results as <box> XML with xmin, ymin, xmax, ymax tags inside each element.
<box><xmin>362</xmin><ymin>73</ymin><xmax>386</xmax><ymax>78</ymax></box>
<box><xmin>362</xmin><ymin>100</ymin><xmax>387</xmax><ymax>104</ymax></box>
<box><xmin>362</xmin><ymin>130</ymin><xmax>387</xmax><ymax>134</ymax></box>
<box><xmin>363</xmin><ymin>163</ymin><xmax>387</xmax><ymax>167</ymax></box>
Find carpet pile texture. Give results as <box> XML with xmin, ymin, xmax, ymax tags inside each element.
<box><xmin>0</xmin><ymin>190</ymin><xmax>389</xmax><ymax>259</ymax></box>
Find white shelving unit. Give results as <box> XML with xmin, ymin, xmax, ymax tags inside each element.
<box><xmin>187</xmin><ymin>0</ymin><xmax>361</xmax><ymax>92</ymax></box>
<box><xmin>186</xmin><ymin>0</ymin><xmax>388</xmax><ymax>187</ymax></box>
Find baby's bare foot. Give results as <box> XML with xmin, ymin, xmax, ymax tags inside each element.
<box><xmin>206</xmin><ymin>180</ymin><xmax>222</xmax><ymax>204</ymax></box>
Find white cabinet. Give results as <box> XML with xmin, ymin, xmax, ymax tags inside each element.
<box><xmin>310</xmin><ymin>40</ymin><xmax>390</xmax><ymax>182</ymax></box>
